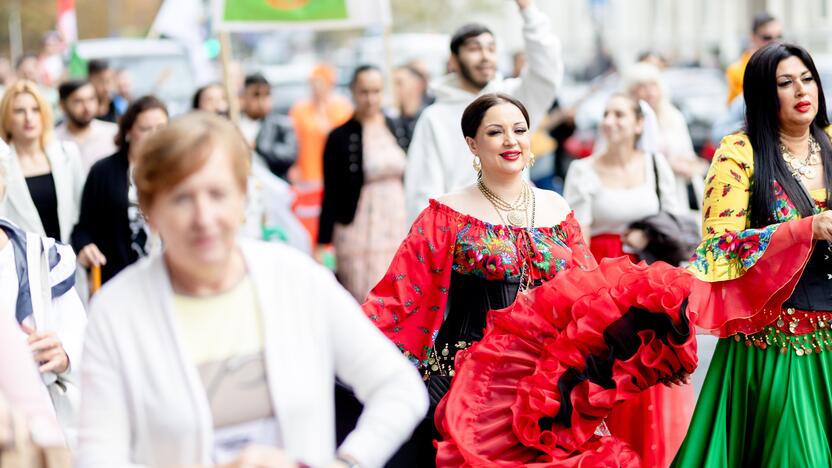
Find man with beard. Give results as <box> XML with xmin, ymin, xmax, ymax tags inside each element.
<box><xmin>87</xmin><ymin>59</ymin><xmax>121</xmax><ymax>123</ymax></box>
<box><xmin>404</xmin><ymin>0</ymin><xmax>562</xmax><ymax>221</ymax></box>
<box><xmin>55</xmin><ymin>80</ymin><xmax>118</xmax><ymax>171</ymax></box>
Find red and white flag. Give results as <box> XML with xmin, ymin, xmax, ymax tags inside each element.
<box><xmin>57</xmin><ymin>0</ymin><xmax>78</xmax><ymax>43</ymax></box>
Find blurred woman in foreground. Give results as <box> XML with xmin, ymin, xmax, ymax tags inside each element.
<box><xmin>76</xmin><ymin>113</ymin><xmax>427</xmax><ymax>468</ymax></box>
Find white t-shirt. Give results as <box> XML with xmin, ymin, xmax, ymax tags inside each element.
<box><xmin>563</xmin><ymin>152</ymin><xmax>682</xmax><ymax>236</ymax></box>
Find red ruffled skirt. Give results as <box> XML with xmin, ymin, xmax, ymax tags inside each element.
<box><xmin>435</xmin><ymin>257</ymin><xmax>697</xmax><ymax>466</ymax></box>
<box><xmin>589</xmin><ymin>233</ymin><xmax>637</xmax><ymax>263</ymax></box>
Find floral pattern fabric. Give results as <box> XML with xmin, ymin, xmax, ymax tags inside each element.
<box><xmin>688</xmin><ymin>132</ymin><xmax>828</xmax><ymax>282</ymax></box>
<box><xmin>686</xmin><ymin>129</ymin><xmax>831</xmax><ymax>337</ymax></box>
<box><xmin>363</xmin><ymin>199</ymin><xmax>595</xmax><ymax>367</ymax></box>
<box><xmin>452</xmin><ymin>218</ymin><xmax>574</xmax><ymax>282</ymax></box>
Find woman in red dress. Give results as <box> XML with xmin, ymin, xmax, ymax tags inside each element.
<box><xmin>363</xmin><ymin>93</ymin><xmax>697</xmax><ymax>466</ymax></box>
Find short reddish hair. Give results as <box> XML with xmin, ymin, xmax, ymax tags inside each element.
<box><xmin>133</xmin><ymin>112</ymin><xmax>250</xmax><ymax>210</ymax></box>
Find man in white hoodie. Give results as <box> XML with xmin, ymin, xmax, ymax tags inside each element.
<box><xmin>404</xmin><ymin>0</ymin><xmax>563</xmax><ymax>221</ymax></box>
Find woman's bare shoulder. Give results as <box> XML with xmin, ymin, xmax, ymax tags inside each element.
<box><xmin>533</xmin><ymin>188</ymin><xmax>572</xmax><ymax>225</ymax></box>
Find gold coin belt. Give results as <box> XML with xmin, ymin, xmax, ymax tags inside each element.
<box><xmin>733</xmin><ymin>307</ymin><xmax>832</xmax><ymax>356</ymax></box>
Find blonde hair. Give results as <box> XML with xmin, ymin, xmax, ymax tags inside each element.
<box><xmin>0</xmin><ymin>156</ymin><xmax>6</xmax><ymax>203</ymax></box>
<box><xmin>623</xmin><ymin>62</ymin><xmax>663</xmax><ymax>89</ymax></box>
<box><xmin>0</xmin><ymin>80</ymin><xmax>55</xmax><ymax>150</ymax></box>
<box><xmin>133</xmin><ymin>112</ymin><xmax>251</xmax><ymax>211</ymax></box>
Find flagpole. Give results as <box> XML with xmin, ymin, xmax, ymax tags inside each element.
<box><xmin>9</xmin><ymin>0</ymin><xmax>23</xmax><ymax>64</ymax></box>
<box><xmin>219</xmin><ymin>31</ymin><xmax>240</xmax><ymax>124</ymax></box>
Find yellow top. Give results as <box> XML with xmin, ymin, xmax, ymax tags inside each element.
<box><xmin>725</xmin><ymin>51</ymin><xmax>752</xmax><ymax>105</ymax></box>
<box><xmin>173</xmin><ymin>276</ymin><xmax>263</xmax><ymax>363</ymax></box>
<box><xmin>688</xmin><ymin>129</ymin><xmax>831</xmax><ymax>281</ymax></box>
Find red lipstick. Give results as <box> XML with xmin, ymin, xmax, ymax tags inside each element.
<box><xmin>795</xmin><ymin>100</ymin><xmax>812</xmax><ymax>113</ymax></box>
<box><xmin>500</xmin><ymin>150</ymin><xmax>521</xmax><ymax>161</ymax></box>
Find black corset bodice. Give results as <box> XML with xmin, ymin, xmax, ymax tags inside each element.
<box><xmin>784</xmin><ymin>243</ymin><xmax>832</xmax><ymax>311</ymax></box>
<box><xmin>434</xmin><ymin>272</ymin><xmax>523</xmax><ymax>348</ymax></box>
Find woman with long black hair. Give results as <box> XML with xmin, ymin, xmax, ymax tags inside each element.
<box><xmin>673</xmin><ymin>43</ymin><xmax>832</xmax><ymax>466</ymax></box>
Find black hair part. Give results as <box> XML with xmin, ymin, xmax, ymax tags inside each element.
<box><xmin>87</xmin><ymin>59</ymin><xmax>110</xmax><ymax>76</ymax></box>
<box><xmin>115</xmin><ymin>95</ymin><xmax>168</xmax><ymax>150</ymax></box>
<box><xmin>244</xmin><ymin>73</ymin><xmax>270</xmax><ymax>89</ymax></box>
<box><xmin>744</xmin><ymin>42</ymin><xmax>832</xmax><ymax>228</ymax></box>
<box><xmin>350</xmin><ymin>64</ymin><xmax>381</xmax><ymax>88</ymax></box>
<box><xmin>450</xmin><ymin>23</ymin><xmax>493</xmax><ymax>56</ymax></box>
<box><xmin>58</xmin><ymin>80</ymin><xmax>90</xmax><ymax>101</ymax></box>
<box><xmin>461</xmin><ymin>92</ymin><xmax>530</xmax><ymax>139</ymax></box>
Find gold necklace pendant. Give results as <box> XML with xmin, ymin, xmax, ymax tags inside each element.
<box><xmin>781</xmin><ymin>136</ymin><xmax>822</xmax><ymax>180</ymax></box>
<box><xmin>507</xmin><ymin>211</ymin><xmax>525</xmax><ymax>226</ymax></box>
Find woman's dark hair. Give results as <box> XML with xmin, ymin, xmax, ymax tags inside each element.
<box><xmin>350</xmin><ymin>64</ymin><xmax>381</xmax><ymax>88</ymax></box>
<box><xmin>744</xmin><ymin>43</ymin><xmax>832</xmax><ymax>227</ymax></box>
<box><xmin>461</xmin><ymin>93</ymin><xmax>530</xmax><ymax>139</ymax></box>
<box><xmin>191</xmin><ymin>83</ymin><xmax>221</xmax><ymax>110</ymax></box>
<box><xmin>115</xmin><ymin>95</ymin><xmax>168</xmax><ymax>150</ymax></box>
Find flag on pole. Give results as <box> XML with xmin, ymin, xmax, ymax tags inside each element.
<box><xmin>213</xmin><ymin>0</ymin><xmax>391</xmax><ymax>31</ymax></box>
<box><xmin>57</xmin><ymin>0</ymin><xmax>78</xmax><ymax>43</ymax></box>
<box><xmin>150</xmin><ymin>0</ymin><xmax>215</xmax><ymax>84</ymax></box>
<box><xmin>67</xmin><ymin>44</ymin><xmax>87</xmax><ymax>78</ymax></box>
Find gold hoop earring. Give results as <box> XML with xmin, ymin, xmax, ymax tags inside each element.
<box><xmin>472</xmin><ymin>156</ymin><xmax>482</xmax><ymax>173</ymax></box>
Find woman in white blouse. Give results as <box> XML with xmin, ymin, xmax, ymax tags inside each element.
<box><xmin>564</xmin><ymin>93</ymin><xmax>681</xmax><ymax>258</ymax></box>
<box><xmin>76</xmin><ymin>113</ymin><xmax>427</xmax><ymax>468</ymax></box>
<box><xmin>0</xmin><ymin>80</ymin><xmax>84</xmax><ymax>244</ymax></box>
<box><xmin>563</xmin><ymin>93</ymin><xmax>692</xmax><ymax>467</ymax></box>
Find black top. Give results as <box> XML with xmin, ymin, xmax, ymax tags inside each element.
<box><xmin>70</xmin><ymin>150</ymin><xmax>136</xmax><ymax>284</ymax></box>
<box><xmin>318</xmin><ymin>115</ymin><xmax>406</xmax><ymax>244</ymax></box>
<box><xmin>25</xmin><ymin>173</ymin><xmax>61</xmax><ymax>240</ymax></box>
<box><xmin>254</xmin><ymin>112</ymin><xmax>298</xmax><ymax>181</ymax></box>
<box><xmin>390</xmin><ymin>98</ymin><xmax>432</xmax><ymax>152</ymax></box>
<box><xmin>784</xmin><ymin>245</ymin><xmax>832</xmax><ymax>311</ymax></box>
<box><xmin>96</xmin><ymin>100</ymin><xmax>119</xmax><ymax>124</ymax></box>
<box><xmin>435</xmin><ymin>272</ymin><xmax>522</xmax><ymax>349</ymax></box>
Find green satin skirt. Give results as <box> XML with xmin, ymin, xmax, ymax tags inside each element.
<box><xmin>672</xmin><ymin>337</ymin><xmax>832</xmax><ymax>467</ymax></box>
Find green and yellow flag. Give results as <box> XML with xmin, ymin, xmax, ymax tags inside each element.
<box><xmin>214</xmin><ymin>0</ymin><xmax>390</xmax><ymax>31</ymax></box>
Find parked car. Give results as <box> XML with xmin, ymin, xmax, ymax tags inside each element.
<box><xmin>74</xmin><ymin>38</ymin><xmax>197</xmax><ymax>116</ymax></box>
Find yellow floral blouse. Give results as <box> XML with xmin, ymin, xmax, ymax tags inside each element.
<box><xmin>688</xmin><ymin>128</ymin><xmax>832</xmax><ymax>282</ymax></box>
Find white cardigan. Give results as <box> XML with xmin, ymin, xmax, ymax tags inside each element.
<box><xmin>0</xmin><ymin>140</ymin><xmax>85</xmax><ymax>244</ymax></box>
<box><xmin>76</xmin><ymin>239</ymin><xmax>427</xmax><ymax>468</ymax></box>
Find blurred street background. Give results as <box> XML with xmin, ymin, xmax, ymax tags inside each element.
<box><xmin>5</xmin><ymin>0</ymin><xmax>832</xmax><ymax>166</ymax></box>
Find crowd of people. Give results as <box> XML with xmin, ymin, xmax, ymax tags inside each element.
<box><xmin>1</xmin><ymin>1</ymin><xmax>831</xmax><ymax>467</ymax></box>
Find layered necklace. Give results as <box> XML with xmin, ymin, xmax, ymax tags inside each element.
<box><xmin>781</xmin><ymin>135</ymin><xmax>822</xmax><ymax>179</ymax></box>
<box><xmin>477</xmin><ymin>179</ymin><xmax>535</xmax><ymax>227</ymax></box>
